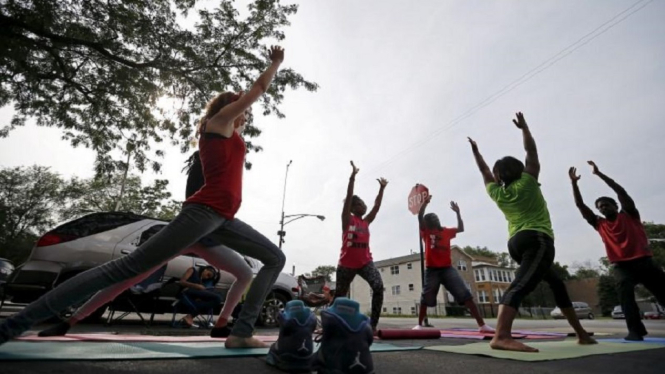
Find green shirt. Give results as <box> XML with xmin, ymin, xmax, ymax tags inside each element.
<box><xmin>486</xmin><ymin>172</ymin><xmax>554</xmax><ymax>239</ymax></box>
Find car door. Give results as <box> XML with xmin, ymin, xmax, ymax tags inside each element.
<box><xmin>111</xmin><ymin>222</ymin><xmax>194</xmax><ymax>282</ymax></box>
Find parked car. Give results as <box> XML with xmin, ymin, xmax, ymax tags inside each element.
<box><xmin>611</xmin><ymin>305</ymin><xmax>646</xmax><ymax>320</ymax></box>
<box><xmin>1</xmin><ymin>212</ymin><xmax>299</xmax><ymax>326</ymax></box>
<box><xmin>0</xmin><ymin>258</ymin><xmax>14</xmax><ymax>285</ymax></box>
<box><xmin>643</xmin><ymin>304</ymin><xmax>665</xmax><ymax>320</ymax></box>
<box><xmin>550</xmin><ymin>302</ymin><xmax>594</xmax><ymax>320</ymax></box>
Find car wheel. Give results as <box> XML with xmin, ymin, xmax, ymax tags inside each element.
<box><xmin>258</xmin><ymin>292</ymin><xmax>287</xmax><ymax>327</ymax></box>
<box><xmin>588</xmin><ymin>313</ymin><xmax>594</xmax><ymax>320</ymax></box>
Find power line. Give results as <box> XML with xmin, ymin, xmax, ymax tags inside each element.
<box><xmin>368</xmin><ymin>0</ymin><xmax>654</xmax><ymax>174</ymax></box>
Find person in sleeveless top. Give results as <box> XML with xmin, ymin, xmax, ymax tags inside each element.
<box><xmin>333</xmin><ymin>161</ymin><xmax>387</xmax><ymax>333</ymax></box>
<box><xmin>468</xmin><ymin>112</ymin><xmax>596</xmax><ymax>352</ymax></box>
<box><xmin>177</xmin><ymin>266</ymin><xmax>223</xmax><ymax>328</ymax></box>
<box><xmin>569</xmin><ymin>162</ymin><xmax>665</xmax><ymax>341</ymax></box>
<box><xmin>1</xmin><ymin>46</ymin><xmax>286</xmax><ymax>349</ymax></box>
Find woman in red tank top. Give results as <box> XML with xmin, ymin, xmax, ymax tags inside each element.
<box><xmin>334</xmin><ymin>161</ymin><xmax>388</xmax><ymax>333</ymax></box>
<box><xmin>0</xmin><ymin>47</ymin><xmax>287</xmax><ymax>349</ymax></box>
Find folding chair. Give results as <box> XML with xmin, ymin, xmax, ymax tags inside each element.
<box><xmin>297</xmin><ymin>275</ymin><xmax>333</xmax><ymax>330</ymax></box>
<box><xmin>170</xmin><ymin>267</ymin><xmax>221</xmax><ymax>329</ymax></box>
<box><xmin>105</xmin><ymin>264</ymin><xmax>168</xmax><ymax>327</ymax></box>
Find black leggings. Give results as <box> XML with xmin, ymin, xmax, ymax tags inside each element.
<box><xmin>334</xmin><ymin>262</ymin><xmax>384</xmax><ymax>329</ymax></box>
<box><xmin>501</xmin><ymin>230</ymin><xmax>573</xmax><ymax>309</ymax></box>
<box><xmin>614</xmin><ymin>257</ymin><xmax>665</xmax><ymax>335</ymax></box>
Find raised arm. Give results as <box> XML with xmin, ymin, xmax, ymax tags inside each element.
<box><xmin>206</xmin><ymin>46</ymin><xmax>284</xmax><ymax>135</ymax></box>
<box><xmin>468</xmin><ymin>137</ymin><xmax>494</xmax><ymax>185</ymax></box>
<box><xmin>341</xmin><ymin>161</ymin><xmax>359</xmax><ymax>230</ymax></box>
<box><xmin>512</xmin><ymin>112</ymin><xmax>540</xmax><ymax>179</ymax></box>
<box><xmin>450</xmin><ymin>201</ymin><xmax>464</xmax><ymax>233</ymax></box>
<box><xmin>365</xmin><ymin>178</ymin><xmax>388</xmax><ymax>224</ymax></box>
<box><xmin>588</xmin><ymin>161</ymin><xmax>638</xmax><ymax>218</ymax></box>
<box><xmin>569</xmin><ymin>167</ymin><xmax>598</xmax><ymax>227</ymax></box>
<box><xmin>418</xmin><ymin>194</ymin><xmax>432</xmax><ymax>229</ymax></box>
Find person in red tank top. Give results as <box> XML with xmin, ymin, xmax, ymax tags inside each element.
<box><xmin>334</xmin><ymin>161</ymin><xmax>388</xmax><ymax>333</ymax></box>
<box><xmin>569</xmin><ymin>161</ymin><xmax>665</xmax><ymax>341</ymax></box>
<box><xmin>0</xmin><ymin>47</ymin><xmax>287</xmax><ymax>349</ymax></box>
<box><xmin>414</xmin><ymin>195</ymin><xmax>494</xmax><ymax>333</ymax></box>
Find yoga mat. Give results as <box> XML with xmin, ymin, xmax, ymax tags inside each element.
<box><xmin>425</xmin><ymin>340</ymin><xmax>662</xmax><ymax>361</ymax></box>
<box><xmin>439</xmin><ymin>330</ymin><xmax>526</xmax><ymax>340</ymax></box>
<box><xmin>598</xmin><ymin>337</ymin><xmax>665</xmax><ymax>345</ymax></box>
<box><xmin>0</xmin><ymin>341</ymin><xmax>421</xmax><ymax>361</ymax></box>
<box><xmin>16</xmin><ymin>333</ymin><xmax>278</xmax><ymax>343</ymax></box>
<box><xmin>378</xmin><ymin>329</ymin><xmax>441</xmax><ymax>340</ymax></box>
<box><xmin>451</xmin><ymin>328</ymin><xmax>567</xmax><ymax>337</ymax></box>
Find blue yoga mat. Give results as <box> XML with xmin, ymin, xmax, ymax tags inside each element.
<box><xmin>598</xmin><ymin>337</ymin><xmax>665</xmax><ymax>345</ymax></box>
<box><xmin>0</xmin><ymin>341</ymin><xmax>421</xmax><ymax>361</ymax></box>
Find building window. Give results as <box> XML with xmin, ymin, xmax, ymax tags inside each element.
<box><xmin>380</xmin><ymin>268</ymin><xmax>384</xmax><ymax>272</ymax></box>
<box><xmin>493</xmin><ymin>288</ymin><xmax>500</xmax><ymax>303</ymax></box>
<box><xmin>474</xmin><ymin>269</ymin><xmax>480</xmax><ymax>282</ymax></box>
<box><xmin>481</xmin><ymin>269</ymin><xmax>486</xmax><ymax>281</ymax></box>
<box><xmin>392</xmin><ymin>307</ymin><xmax>402</xmax><ymax>314</ymax></box>
<box><xmin>408</xmin><ymin>284</ymin><xmax>414</xmax><ymax>291</ymax></box>
<box><xmin>407</xmin><ymin>263</ymin><xmax>412</xmax><ymax>270</ymax></box>
<box><xmin>391</xmin><ymin>285</ymin><xmax>401</xmax><ymax>295</ymax></box>
<box><xmin>390</xmin><ymin>265</ymin><xmax>400</xmax><ymax>275</ymax></box>
<box><xmin>489</xmin><ymin>270</ymin><xmax>494</xmax><ymax>281</ymax></box>
<box><xmin>477</xmin><ymin>290</ymin><xmax>488</xmax><ymax>303</ymax></box>
<box><xmin>411</xmin><ymin>306</ymin><xmax>416</xmax><ymax>315</ymax></box>
<box><xmin>457</xmin><ymin>260</ymin><xmax>467</xmax><ymax>271</ymax></box>
<box><xmin>383</xmin><ymin>307</ymin><xmax>387</xmax><ymax>312</ymax></box>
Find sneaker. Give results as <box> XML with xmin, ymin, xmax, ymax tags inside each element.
<box><xmin>266</xmin><ymin>300</ymin><xmax>317</xmax><ymax>373</ymax></box>
<box><xmin>312</xmin><ymin>297</ymin><xmax>374</xmax><ymax>374</ymax></box>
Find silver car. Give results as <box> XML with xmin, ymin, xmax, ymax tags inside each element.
<box><xmin>550</xmin><ymin>301</ymin><xmax>594</xmax><ymax>320</ymax></box>
<box><xmin>2</xmin><ymin>212</ymin><xmax>298</xmax><ymax>326</ymax></box>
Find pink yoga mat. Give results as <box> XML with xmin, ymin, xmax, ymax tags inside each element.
<box><xmin>377</xmin><ymin>329</ymin><xmax>442</xmax><ymax>340</ymax></box>
<box><xmin>16</xmin><ymin>333</ymin><xmax>278</xmax><ymax>343</ymax></box>
<box><xmin>439</xmin><ymin>330</ymin><xmax>526</xmax><ymax>340</ymax></box>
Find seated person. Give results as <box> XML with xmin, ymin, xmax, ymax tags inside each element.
<box><xmin>178</xmin><ymin>266</ymin><xmax>223</xmax><ymax>328</ymax></box>
<box><xmin>298</xmin><ymin>276</ymin><xmax>334</xmax><ymax>307</ymax></box>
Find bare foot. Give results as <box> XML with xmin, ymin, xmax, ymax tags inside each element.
<box><xmin>224</xmin><ymin>335</ymin><xmax>268</xmax><ymax>349</ymax></box>
<box><xmin>577</xmin><ymin>334</ymin><xmax>598</xmax><ymax>345</ymax></box>
<box><xmin>490</xmin><ymin>337</ymin><xmax>539</xmax><ymax>353</ymax></box>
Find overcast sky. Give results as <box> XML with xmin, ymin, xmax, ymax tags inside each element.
<box><xmin>1</xmin><ymin>0</ymin><xmax>664</xmax><ymax>277</ymax></box>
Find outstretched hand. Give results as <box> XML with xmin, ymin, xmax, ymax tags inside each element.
<box><xmin>377</xmin><ymin>178</ymin><xmax>388</xmax><ymax>188</ymax></box>
<box><xmin>587</xmin><ymin>160</ymin><xmax>599</xmax><ymax>175</ymax></box>
<box><xmin>350</xmin><ymin>161</ymin><xmax>359</xmax><ymax>176</ymax></box>
<box><xmin>467</xmin><ymin>137</ymin><xmax>478</xmax><ymax>151</ymax></box>
<box><xmin>450</xmin><ymin>201</ymin><xmax>460</xmax><ymax>213</ymax></box>
<box><xmin>512</xmin><ymin>112</ymin><xmax>527</xmax><ymax>129</ymax></box>
<box><xmin>268</xmin><ymin>46</ymin><xmax>285</xmax><ymax>64</ymax></box>
<box><xmin>568</xmin><ymin>167</ymin><xmax>581</xmax><ymax>182</ymax></box>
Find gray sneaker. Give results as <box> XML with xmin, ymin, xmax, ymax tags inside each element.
<box><xmin>312</xmin><ymin>298</ymin><xmax>374</xmax><ymax>374</ymax></box>
<box><xmin>266</xmin><ymin>300</ymin><xmax>317</xmax><ymax>372</ymax></box>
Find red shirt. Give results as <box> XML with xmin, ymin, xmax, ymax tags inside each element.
<box><xmin>596</xmin><ymin>211</ymin><xmax>651</xmax><ymax>263</ymax></box>
<box><xmin>185</xmin><ymin>131</ymin><xmax>245</xmax><ymax>220</ymax></box>
<box><xmin>339</xmin><ymin>215</ymin><xmax>372</xmax><ymax>269</ymax></box>
<box><xmin>421</xmin><ymin>227</ymin><xmax>457</xmax><ymax>268</ymax></box>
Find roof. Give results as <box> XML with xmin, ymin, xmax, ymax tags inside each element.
<box><xmin>472</xmin><ymin>261</ymin><xmax>514</xmax><ymax>270</ymax></box>
<box><xmin>373</xmin><ymin>246</ymin><xmax>472</xmax><ymax>267</ymax></box>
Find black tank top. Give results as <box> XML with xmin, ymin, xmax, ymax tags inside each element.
<box><xmin>185</xmin><ymin>151</ymin><xmax>205</xmax><ymax>199</ymax></box>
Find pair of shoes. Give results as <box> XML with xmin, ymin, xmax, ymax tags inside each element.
<box><xmin>266</xmin><ymin>298</ymin><xmax>374</xmax><ymax>373</ymax></box>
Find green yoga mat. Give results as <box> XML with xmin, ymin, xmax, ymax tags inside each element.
<box><xmin>0</xmin><ymin>341</ymin><xmax>420</xmax><ymax>361</ymax></box>
<box><xmin>425</xmin><ymin>340</ymin><xmax>662</xmax><ymax>361</ymax></box>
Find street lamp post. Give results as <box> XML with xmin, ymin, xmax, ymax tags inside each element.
<box><xmin>277</xmin><ymin>160</ymin><xmax>325</xmax><ymax>248</ymax></box>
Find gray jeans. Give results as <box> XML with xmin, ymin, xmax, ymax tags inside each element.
<box><xmin>0</xmin><ymin>204</ymin><xmax>285</xmax><ymax>343</ymax></box>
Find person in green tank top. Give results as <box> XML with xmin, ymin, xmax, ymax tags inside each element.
<box><xmin>468</xmin><ymin>112</ymin><xmax>596</xmax><ymax>353</ymax></box>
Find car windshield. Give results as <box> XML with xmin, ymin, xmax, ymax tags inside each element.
<box><xmin>613</xmin><ymin>306</ymin><xmax>622</xmax><ymax>311</ymax></box>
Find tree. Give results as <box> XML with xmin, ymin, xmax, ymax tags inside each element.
<box><xmin>62</xmin><ymin>173</ymin><xmax>181</xmax><ymax>220</ymax></box>
<box><xmin>598</xmin><ymin>273</ymin><xmax>620</xmax><ymax>316</ymax></box>
<box><xmin>0</xmin><ymin>0</ymin><xmax>318</xmax><ymax>175</ymax></box>
<box><xmin>497</xmin><ymin>252</ymin><xmax>516</xmax><ymax>268</ymax></box>
<box><xmin>311</xmin><ymin>265</ymin><xmax>336</xmax><ymax>282</ymax></box>
<box><xmin>0</xmin><ymin>166</ymin><xmax>72</xmax><ymax>263</ymax></box>
<box><xmin>643</xmin><ymin>222</ymin><xmax>665</xmax><ymax>269</ymax></box>
<box><xmin>462</xmin><ymin>246</ymin><xmax>497</xmax><ymax>260</ymax></box>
